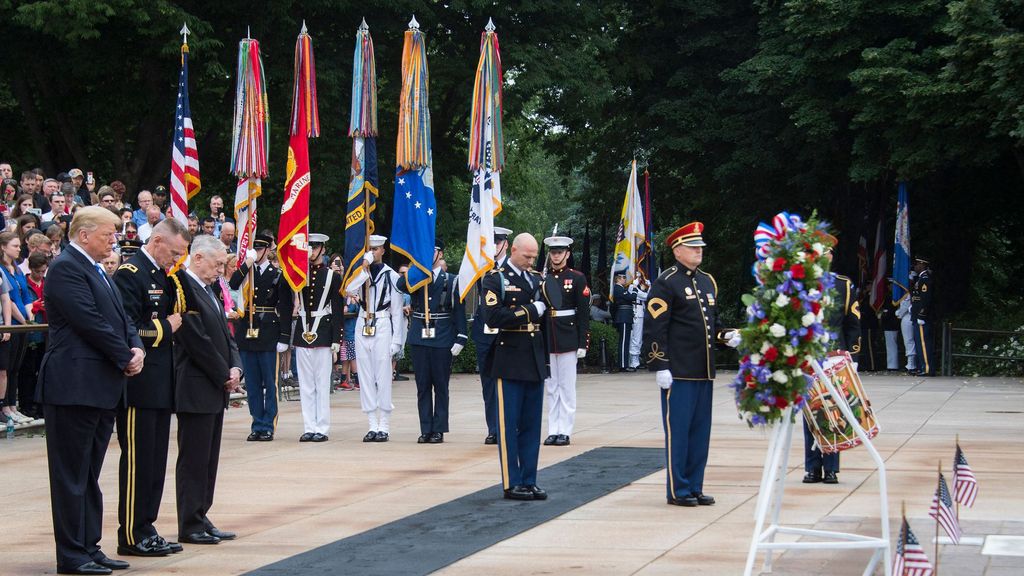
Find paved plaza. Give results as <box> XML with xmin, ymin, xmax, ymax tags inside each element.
<box><xmin>3</xmin><ymin>371</ymin><xmax>1022</xmax><ymax>575</ymax></box>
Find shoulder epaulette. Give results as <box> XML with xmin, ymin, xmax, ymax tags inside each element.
<box><xmin>487</xmin><ymin>269</ymin><xmax>499</xmax><ymax>275</ymax></box>
<box><xmin>118</xmin><ymin>263</ymin><xmax>138</xmax><ymax>274</ymax></box>
<box><xmin>528</xmin><ymin>269</ymin><xmax>541</xmax><ymax>275</ymax></box>
<box><xmin>698</xmin><ymin>268</ymin><xmax>719</xmax><ymax>293</ymax></box>
<box><xmin>659</xmin><ymin>266</ymin><xmax>678</xmax><ymax>281</ymax></box>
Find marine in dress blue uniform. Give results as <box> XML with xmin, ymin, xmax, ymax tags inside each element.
<box><xmin>910</xmin><ymin>258</ymin><xmax>934</xmax><ymax>376</ymax></box>
<box><xmin>398</xmin><ymin>238</ymin><xmax>468</xmax><ymax>443</ymax></box>
<box><xmin>228</xmin><ymin>233</ymin><xmax>283</xmax><ymax>441</ymax></box>
<box><xmin>642</xmin><ymin>222</ymin><xmax>735</xmax><ymax>507</ymax></box>
<box><xmin>471</xmin><ymin>225</ymin><xmax>511</xmax><ymax>444</ymax></box>
<box><xmin>480</xmin><ymin>233</ymin><xmax>550</xmax><ymax>501</ymax></box>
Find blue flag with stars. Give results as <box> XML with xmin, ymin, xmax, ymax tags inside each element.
<box><xmin>391</xmin><ymin>165</ymin><xmax>436</xmax><ymax>291</ymax></box>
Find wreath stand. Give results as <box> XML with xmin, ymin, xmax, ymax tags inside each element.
<box><xmin>743</xmin><ymin>358</ymin><xmax>891</xmax><ymax>575</ymax></box>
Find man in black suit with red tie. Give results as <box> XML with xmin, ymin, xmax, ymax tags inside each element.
<box><xmin>173</xmin><ymin>235</ymin><xmax>242</xmax><ymax>546</ymax></box>
<box><xmin>37</xmin><ymin>206</ymin><xmax>145</xmax><ymax>575</ymax></box>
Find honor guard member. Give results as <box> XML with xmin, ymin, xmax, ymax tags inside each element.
<box><xmin>910</xmin><ymin>257</ymin><xmax>934</xmax><ymax>376</ymax></box>
<box><xmin>347</xmin><ymin>234</ymin><xmax>407</xmax><ymax>442</ymax></box>
<box><xmin>276</xmin><ymin>233</ymin><xmax>343</xmax><ymax>442</ymax></box>
<box><xmin>113</xmin><ymin>218</ymin><xmax>191</xmax><ymax>557</ymax></box>
<box><xmin>481</xmin><ymin>233</ymin><xmax>550</xmax><ymax>501</ymax></box>
<box><xmin>802</xmin><ymin>234</ymin><xmax>861</xmax><ymax>485</ymax></box>
<box><xmin>229</xmin><ymin>232</ymin><xmax>281</xmax><ymax>441</ymax></box>
<box><xmin>119</xmin><ymin>237</ymin><xmax>143</xmax><ymax>263</ymax></box>
<box><xmin>540</xmin><ymin>233</ymin><xmax>589</xmax><ymax>447</ymax></box>
<box><xmin>471</xmin><ymin>225</ymin><xmax>512</xmax><ymax>444</ymax></box>
<box><xmin>397</xmin><ymin>238</ymin><xmax>468</xmax><ymax>443</ymax></box>
<box><xmin>642</xmin><ymin>222</ymin><xmax>738</xmax><ymax>507</ymax></box>
<box><xmin>611</xmin><ymin>270</ymin><xmax>638</xmax><ymax>371</ymax></box>
<box><xmin>628</xmin><ymin>277</ymin><xmax>650</xmax><ymax>369</ymax></box>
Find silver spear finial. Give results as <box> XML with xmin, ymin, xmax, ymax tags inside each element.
<box><xmin>359</xmin><ymin>18</ymin><xmax>369</xmax><ymax>32</ymax></box>
<box><xmin>485</xmin><ymin>17</ymin><xmax>496</xmax><ymax>32</ymax></box>
<box><xmin>408</xmin><ymin>15</ymin><xmax>420</xmax><ymax>30</ymax></box>
<box><xmin>300</xmin><ymin>20</ymin><xmax>308</xmax><ymax>35</ymax></box>
<box><xmin>180</xmin><ymin>22</ymin><xmax>190</xmax><ymax>45</ymax></box>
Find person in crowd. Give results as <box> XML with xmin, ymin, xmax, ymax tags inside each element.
<box><xmin>38</xmin><ymin>178</ymin><xmax>58</xmax><ymax>213</ymax></box>
<box><xmin>117</xmin><ymin>207</ymin><xmax>133</xmax><ymax>226</ymax></box>
<box><xmin>397</xmin><ymin>238</ymin><xmax>467</xmax><ymax>444</ymax></box>
<box><xmin>151</xmin><ymin>186</ymin><xmax>168</xmax><ymax>211</ymax></box>
<box><xmin>10</xmin><ymin>193</ymin><xmax>37</xmax><ymax>222</ymax></box>
<box><xmin>209</xmin><ymin>196</ymin><xmax>227</xmax><ymax>237</ymax></box>
<box><xmin>16</xmin><ymin>214</ymin><xmax>40</xmax><ymax>256</ymax></box>
<box><xmin>590</xmin><ymin>293</ymin><xmax>612</xmax><ymax>323</ymax></box>
<box><xmin>138</xmin><ymin>206</ymin><xmax>163</xmax><ymax>243</ymax></box>
<box><xmin>97</xmin><ymin>189</ymin><xmax>117</xmax><ymax>209</ymax></box>
<box><xmin>38</xmin><ymin>206</ymin><xmax>143</xmax><ymax>575</ymax></box>
<box><xmin>113</xmin><ymin>218</ymin><xmax>189</xmax><ymax>558</ymax></box>
<box><xmin>21</xmin><ymin>252</ymin><xmax>48</xmax><ymax>420</ymax></box>
<box><xmin>0</xmin><ymin>161</ymin><xmax>12</xmax><ymax>180</ymax></box>
<box><xmin>200</xmin><ymin>217</ymin><xmax>216</xmax><ymax>237</ymax></box>
<box><xmin>229</xmin><ymin>233</ymin><xmax>282</xmax><ymax>441</ymax></box>
<box><xmin>2</xmin><ymin>178</ymin><xmax>19</xmax><ymax>205</ymax></box>
<box><xmin>19</xmin><ymin>171</ymin><xmax>40</xmax><ymax>205</ymax></box>
<box><xmin>19</xmin><ymin>232</ymin><xmax>53</xmax><ymax>274</ymax></box>
<box><xmin>43</xmin><ymin>192</ymin><xmax>68</xmax><ymax>222</ymax></box>
<box><xmin>132</xmin><ymin>191</ymin><xmax>155</xmax><ymax>228</ymax></box>
<box><xmin>392</xmin><ymin>264</ymin><xmax>411</xmax><ymax>383</ymax></box>
<box><xmin>100</xmin><ymin>252</ymin><xmax>119</xmax><ymax>275</ymax></box>
<box><xmin>109</xmin><ymin>181</ymin><xmax>128</xmax><ymax>210</ymax></box>
<box><xmin>173</xmin><ymin>234</ymin><xmax>241</xmax><ymax>545</ymax></box>
<box><xmin>219</xmin><ymin>222</ymin><xmax>236</xmax><ymax>254</ymax></box>
<box><xmin>480</xmin><ymin>232</ymin><xmax>549</xmax><ymax>501</ymax></box>
<box><xmin>346</xmin><ymin>235</ymin><xmax>406</xmax><ymax>443</ymax></box>
<box><xmin>470</xmin><ymin>225</ymin><xmax>512</xmax><ymax>444</ymax></box>
<box><xmin>118</xmin><ymin>238</ymin><xmax>143</xmax><ymax>263</ymax></box>
<box><xmin>45</xmin><ymin>224</ymin><xmax>65</xmax><ymax>256</ymax></box>
<box><xmin>187</xmin><ymin>213</ymin><xmax>200</xmax><ymax>238</ymax></box>
<box><xmin>0</xmin><ymin>265</ymin><xmax>15</xmax><ymax>424</ymax></box>
<box><xmin>67</xmin><ymin>169</ymin><xmax>93</xmax><ymax>206</ymax></box>
<box><xmin>611</xmin><ymin>270</ymin><xmax>637</xmax><ymax>372</ymax></box>
<box><xmin>1</xmin><ymin>231</ymin><xmax>36</xmax><ymax>420</ymax></box>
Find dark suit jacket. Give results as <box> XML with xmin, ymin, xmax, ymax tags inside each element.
<box><xmin>36</xmin><ymin>245</ymin><xmax>142</xmax><ymax>409</ymax></box>
<box><xmin>173</xmin><ymin>270</ymin><xmax>241</xmax><ymax>414</ymax></box>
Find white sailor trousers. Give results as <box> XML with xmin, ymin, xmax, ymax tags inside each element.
<box><xmin>295</xmin><ymin>346</ymin><xmax>332</xmax><ymax>434</ymax></box>
<box><xmin>544</xmin><ymin>351</ymin><xmax>578</xmax><ymax>437</ymax></box>
<box><xmin>355</xmin><ymin>316</ymin><xmax>394</xmax><ymax>415</ymax></box>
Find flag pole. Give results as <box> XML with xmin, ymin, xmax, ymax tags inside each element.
<box><xmin>954</xmin><ymin>434</ymin><xmax>960</xmax><ymax>520</ymax></box>
<box><xmin>900</xmin><ymin>500</ymin><xmax>907</xmax><ymax>576</ymax></box>
<box><xmin>935</xmin><ymin>460</ymin><xmax>941</xmax><ymax>574</ymax></box>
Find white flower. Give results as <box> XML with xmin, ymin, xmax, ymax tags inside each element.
<box><xmin>750</xmin><ymin>353</ymin><xmax>762</xmax><ymax>364</ymax></box>
<box><xmin>812</xmin><ymin>242</ymin><xmax>824</xmax><ymax>255</ymax></box>
<box><xmin>820</xmin><ymin>332</ymin><xmax>831</xmax><ymax>343</ymax></box>
<box><xmin>759</xmin><ymin>405</ymin><xmax>771</xmax><ymax>412</ymax></box>
<box><xmin>783</xmin><ymin>345</ymin><xmax>795</xmax><ymax>357</ymax></box>
<box><xmin>801</xmin><ymin>312</ymin><xmax>815</xmax><ymax>327</ymax></box>
<box><xmin>796</xmin><ymin>251</ymin><xmax>807</xmax><ymax>262</ymax></box>
<box><xmin>769</xmin><ymin>323</ymin><xmax>786</xmax><ymax>338</ymax></box>
<box><xmin>760</xmin><ymin>341</ymin><xmax>771</xmax><ymax>354</ymax></box>
<box><xmin>763</xmin><ymin>257</ymin><xmax>774</xmax><ymax>271</ymax></box>
<box><xmin>774</xmin><ymin>294</ymin><xmax>789</xmax><ymax>307</ymax></box>
<box><xmin>812</xmin><ymin>264</ymin><xmax>823</xmax><ymax>277</ymax></box>
<box><xmin>792</xmin><ymin>369</ymin><xmax>805</xmax><ymax>379</ymax></box>
<box><xmin>822</xmin><ymin>295</ymin><xmax>833</xmax><ymax>307</ymax></box>
<box><xmin>808</xmin><ymin>288</ymin><xmax>821</xmax><ymax>299</ymax></box>
<box><xmin>772</xmin><ymin>371</ymin><xmax>789</xmax><ymax>383</ymax></box>
<box><xmin>816</xmin><ymin>311</ymin><xmax>824</xmax><ymax>322</ymax></box>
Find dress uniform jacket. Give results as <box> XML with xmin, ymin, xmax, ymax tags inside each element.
<box><xmin>399</xmin><ymin>270</ymin><xmax>468</xmax><ymax>349</ymax></box>
<box><xmin>277</xmin><ymin>263</ymin><xmax>344</xmax><ymax>349</ymax></box>
<box><xmin>642</xmin><ymin>264</ymin><xmax>728</xmax><ymax>380</ymax></box>
<box><xmin>611</xmin><ymin>283</ymin><xmax>637</xmax><ymax>324</ymax></box>
<box><xmin>830</xmin><ymin>274</ymin><xmax>862</xmax><ymax>354</ymax></box>
<box><xmin>480</xmin><ymin>264</ymin><xmax>549</xmax><ymax>382</ymax></box>
<box><xmin>228</xmin><ymin>260</ymin><xmax>282</xmax><ymax>351</ymax></box>
<box><xmin>541</xmin><ymin>267</ymin><xmax>590</xmax><ymax>353</ymax></box>
<box><xmin>910</xmin><ymin>270</ymin><xmax>932</xmax><ymax>322</ymax></box>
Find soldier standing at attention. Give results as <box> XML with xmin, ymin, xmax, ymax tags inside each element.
<box><xmin>471</xmin><ymin>225</ymin><xmax>512</xmax><ymax>444</ymax></box>
<box><xmin>642</xmin><ymin>222</ymin><xmax>738</xmax><ymax>507</ymax></box>
<box><xmin>910</xmin><ymin>257</ymin><xmax>934</xmax><ymax>376</ymax></box>
<box><xmin>611</xmin><ymin>270</ymin><xmax>637</xmax><ymax>372</ymax></box>
<box><xmin>276</xmin><ymin>233</ymin><xmax>343</xmax><ymax>443</ymax></box>
<box><xmin>113</xmin><ymin>218</ymin><xmax>190</xmax><ymax>557</ymax></box>
<box><xmin>540</xmin><ymin>233</ymin><xmax>589</xmax><ymax>447</ymax></box>
<box><xmin>229</xmin><ymin>232</ymin><xmax>282</xmax><ymax>441</ymax></box>
<box><xmin>398</xmin><ymin>238</ymin><xmax>468</xmax><ymax>444</ymax></box>
<box><xmin>481</xmin><ymin>233</ymin><xmax>549</xmax><ymax>501</ymax></box>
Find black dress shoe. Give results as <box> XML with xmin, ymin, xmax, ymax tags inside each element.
<box><xmin>428</xmin><ymin>432</ymin><xmax>443</xmax><ymax>443</ymax></box>
<box><xmin>247</xmin><ymin>432</ymin><xmax>261</xmax><ymax>441</ymax></box>
<box><xmin>258</xmin><ymin>431</ymin><xmax>274</xmax><ymax>441</ymax></box>
<box><xmin>417</xmin><ymin>434</ymin><xmax>430</xmax><ymax>444</ymax></box>
<box><xmin>555</xmin><ymin>435</ymin><xmax>570</xmax><ymax>446</ymax></box>
<box><xmin>504</xmin><ymin>485</ymin><xmax>534</xmax><ymax>501</ymax></box>
<box><xmin>207</xmin><ymin>527</ymin><xmax>236</xmax><ymax>540</ymax></box>
<box><xmin>823</xmin><ymin>471</ymin><xmax>838</xmax><ymax>484</ymax></box>
<box><xmin>57</xmin><ymin>561</ymin><xmax>112</xmax><ymax>575</ymax></box>
<box><xmin>179</xmin><ymin>532</ymin><xmax>220</xmax><ymax>545</ymax></box>
<box><xmin>543</xmin><ymin>434</ymin><xmax>558</xmax><ymax>445</ymax></box>
<box><xmin>667</xmin><ymin>495</ymin><xmax>699</xmax><ymax>507</ymax></box>
<box><xmin>374</xmin><ymin>431</ymin><xmax>389</xmax><ymax>442</ymax></box>
<box><xmin>117</xmin><ymin>536</ymin><xmax>170</xmax><ymax>557</ymax></box>
<box><xmin>803</xmin><ymin>471</ymin><xmax>823</xmax><ymax>484</ymax></box>
<box><xmin>393</xmin><ymin>372</ymin><xmax>409</xmax><ymax>381</ymax></box>
<box><xmin>484</xmin><ymin>434</ymin><xmax>498</xmax><ymax>445</ymax></box>
<box><xmin>624</xmin><ymin>366</ymin><xmax>637</xmax><ymax>372</ymax></box>
<box><xmin>92</xmin><ymin>556</ymin><xmax>129</xmax><ymax>570</ymax></box>
<box><xmin>299</xmin><ymin>432</ymin><xmax>315</xmax><ymax>442</ymax></box>
<box><xmin>152</xmin><ymin>535</ymin><xmax>183</xmax><ymax>553</ymax></box>
<box><xmin>363</xmin><ymin>431</ymin><xmax>377</xmax><ymax>442</ymax></box>
<box><xmin>526</xmin><ymin>485</ymin><xmax>548</xmax><ymax>500</ymax></box>
<box><xmin>311</xmin><ymin>433</ymin><xmax>328</xmax><ymax>442</ymax></box>
<box><xmin>693</xmin><ymin>492</ymin><xmax>715</xmax><ymax>506</ymax></box>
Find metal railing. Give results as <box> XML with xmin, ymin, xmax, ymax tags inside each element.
<box><xmin>941</xmin><ymin>323</ymin><xmax>1024</xmax><ymax>377</ymax></box>
<box><xmin>0</xmin><ymin>324</ymin><xmax>48</xmax><ymax>333</ymax></box>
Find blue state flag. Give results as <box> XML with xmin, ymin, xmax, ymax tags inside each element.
<box><xmin>391</xmin><ymin>165</ymin><xmax>436</xmax><ymax>291</ymax></box>
<box><xmin>892</xmin><ymin>182</ymin><xmax>911</xmax><ymax>302</ymax></box>
<box><xmin>343</xmin><ymin>136</ymin><xmax>378</xmax><ymax>290</ymax></box>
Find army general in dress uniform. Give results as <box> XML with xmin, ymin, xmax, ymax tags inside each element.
<box><xmin>480</xmin><ymin>233</ymin><xmax>550</xmax><ymax>501</ymax></box>
<box><xmin>540</xmin><ymin>233</ymin><xmax>589</xmax><ymax>447</ymax></box>
<box><xmin>642</xmin><ymin>222</ymin><xmax>737</xmax><ymax>507</ymax></box>
<box><xmin>398</xmin><ymin>238</ymin><xmax>468</xmax><ymax>444</ymax></box>
<box><xmin>228</xmin><ymin>232</ymin><xmax>283</xmax><ymax>441</ymax></box>
<box><xmin>113</xmin><ymin>219</ymin><xmax>191</xmax><ymax>558</ymax></box>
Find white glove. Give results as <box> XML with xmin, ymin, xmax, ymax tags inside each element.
<box><xmin>576</xmin><ymin>348</ymin><xmax>587</xmax><ymax>359</ymax></box>
<box><xmin>656</xmin><ymin>370</ymin><xmax>673</xmax><ymax>389</ymax></box>
<box><xmin>390</xmin><ymin>343</ymin><xmax>402</xmax><ymax>356</ymax></box>
<box><xmin>725</xmin><ymin>330</ymin><xmax>742</xmax><ymax>348</ymax></box>
<box><xmin>363</xmin><ymin>252</ymin><xmax>375</xmax><ymax>265</ymax></box>
<box><xmin>532</xmin><ymin>301</ymin><xmax>547</xmax><ymax>315</ymax></box>
<box><xmin>246</xmin><ymin>249</ymin><xmax>258</xmax><ymax>261</ymax></box>
<box><xmin>331</xmin><ymin>343</ymin><xmax>340</xmax><ymax>354</ymax></box>
<box><xmin>276</xmin><ymin>342</ymin><xmax>289</xmax><ymax>354</ymax></box>
<box><xmin>917</xmin><ymin>319</ymin><xmax>925</xmax><ymax>325</ymax></box>
<box><xmin>451</xmin><ymin>343</ymin><xmax>464</xmax><ymax>356</ymax></box>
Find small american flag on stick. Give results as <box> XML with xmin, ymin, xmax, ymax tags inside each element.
<box><xmin>953</xmin><ymin>443</ymin><xmax>977</xmax><ymax>508</ymax></box>
<box><xmin>929</xmin><ymin>472</ymin><xmax>962</xmax><ymax>544</ymax></box>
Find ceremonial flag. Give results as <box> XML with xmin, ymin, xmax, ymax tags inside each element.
<box><xmin>459</xmin><ymin>19</ymin><xmax>504</xmax><ymax>301</ymax></box>
<box><xmin>277</xmin><ymin>23</ymin><xmax>319</xmax><ymax>291</ymax></box>
<box><xmin>640</xmin><ymin>168</ymin><xmax>656</xmax><ymax>281</ymax></box>
<box><xmin>230</xmin><ymin>36</ymin><xmax>269</xmax><ymax>278</ymax></box>
<box><xmin>609</xmin><ymin>159</ymin><xmax>645</xmax><ymax>300</ymax></box>
<box><xmin>929</xmin><ymin>472</ymin><xmax>962</xmax><ymax>544</ymax></box>
<box><xmin>343</xmin><ymin>20</ymin><xmax>380</xmax><ymax>292</ymax></box>
<box><xmin>954</xmin><ymin>444</ymin><xmax>978</xmax><ymax>508</ymax></box>
<box><xmin>170</xmin><ymin>25</ymin><xmax>201</xmax><ymax>225</ymax></box>
<box><xmin>893</xmin><ymin>516</ymin><xmax>934</xmax><ymax>576</ymax></box>
<box><xmin>892</xmin><ymin>182</ymin><xmax>911</xmax><ymax>303</ymax></box>
<box><xmin>870</xmin><ymin>201</ymin><xmax>887</xmax><ymax>312</ymax></box>
<box><xmin>391</xmin><ymin>18</ymin><xmax>436</xmax><ymax>292</ymax></box>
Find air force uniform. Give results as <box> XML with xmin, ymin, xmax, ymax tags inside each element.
<box><xmin>612</xmin><ymin>275</ymin><xmax>637</xmax><ymax>370</ymax></box>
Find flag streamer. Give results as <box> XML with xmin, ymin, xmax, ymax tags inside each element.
<box><xmin>467</xmin><ymin>29</ymin><xmax>504</xmax><ymax>172</ymax></box>
<box><xmin>396</xmin><ymin>28</ymin><xmax>431</xmax><ymax>169</ymax></box>
<box><xmin>230</xmin><ymin>38</ymin><xmax>270</xmax><ymax>178</ymax></box>
<box><xmin>349</xmin><ymin>23</ymin><xmax>378</xmax><ymax>137</ymax></box>
<box><xmin>290</xmin><ymin>27</ymin><xmax>320</xmax><ymax>138</ymax></box>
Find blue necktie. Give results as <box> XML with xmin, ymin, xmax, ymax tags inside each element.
<box><xmin>93</xmin><ymin>263</ymin><xmax>111</xmax><ymax>289</ymax></box>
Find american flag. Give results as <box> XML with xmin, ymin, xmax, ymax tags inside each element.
<box><xmin>170</xmin><ymin>44</ymin><xmax>201</xmax><ymax>225</ymax></box>
<box><xmin>929</xmin><ymin>473</ymin><xmax>962</xmax><ymax>544</ymax></box>
<box><xmin>954</xmin><ymin>444</ymin><xmax>978</xmax><ymax>507</ymax></box>
<box><xmin>892</xmin><ymin>517</ymin><xmax>933</xmax><ymax>576</ymax></box>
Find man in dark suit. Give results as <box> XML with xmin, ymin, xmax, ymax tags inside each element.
<box><xmin>480</xmin><ymin>233</ymin><xmax>550</xmax><ymax>501</ymax></box>
<box><xmin>173</xmin><ymin>235</ymin><xmax>242</xmax><ymax>545</ymax></box>
<box><xmin>113</xmin><ymin>218</ymin><xmax>190</xmax><ymax>558</ymax></box>
<box><xmin>37</xmin><ymin>206</ymin><xmax>144</xmax><ymax>575</ymax></box>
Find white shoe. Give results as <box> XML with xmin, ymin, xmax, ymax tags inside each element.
<box><xmin>12</xmin><ymin>411</ymin><xmax>32</xmax><ymax>424</ymax></box>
